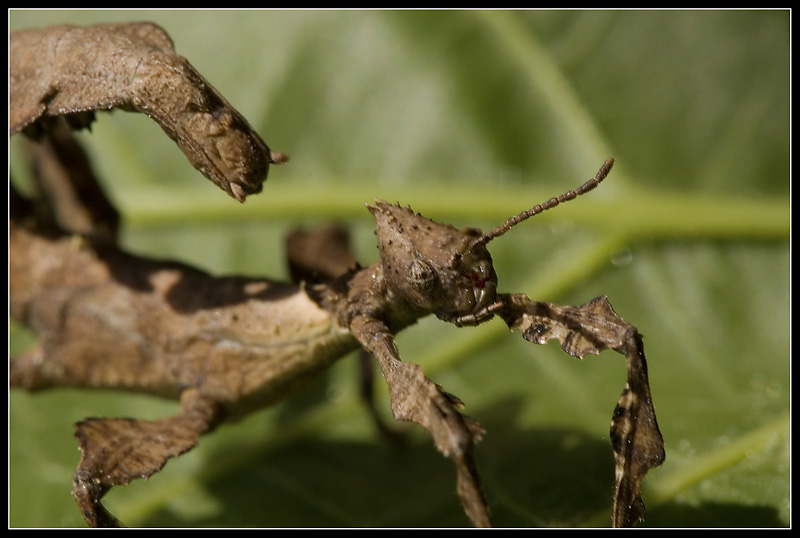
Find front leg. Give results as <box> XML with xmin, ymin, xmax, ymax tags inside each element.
<box><xmin>347</xmin><ymin>313</ymin><xmax>490</xmax><ymax>528</ymax></box>
<box><xmin>71</xmin><ymin>388</ymin><xmax>223</xmax><ymax>527</ymax></box>
<box><xmin>498</xmin><ymin>294</ymin><xmax>665</xmax><ymax>527</ymax></box>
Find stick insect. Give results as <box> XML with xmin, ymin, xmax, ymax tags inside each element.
<box><xmin>10</xmin><ymin>22</ymin><xmax>664</xmax><ymax>528</ymax></box>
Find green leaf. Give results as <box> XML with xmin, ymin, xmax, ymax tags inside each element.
<box><xmin>10</xmin><ymin>10</ymin><xmax>789</xmax><ymax>528</ymax></box>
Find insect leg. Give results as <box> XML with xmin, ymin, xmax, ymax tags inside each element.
<box><xmin>497</xmin><ymin>294</ymin><xmax>665</xmax><ymax>527</ymax></box>
<box><xmin>16</xmin><ymin>117</ymin><xmax>119</xmax><ymax>242</ymax></box>
<box><xmin>348</xmin><ymin>314</ymin><xmax>491</xmax><ymax>527</ymax></box>
<box><xmin>71</xmin><ymin>388</ymin><xmax>222</xmax><ymax>527</ymax></box>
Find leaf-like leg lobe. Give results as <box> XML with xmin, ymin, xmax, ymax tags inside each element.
<box><xmin>498</xmin><ymin>295</ymin><xmax>665</xmax><ymax>527</ymax></box>
<box><xmin>71</xmin><ymin>389</ymin><xmax>222</xmax><ymax>527</ymax></box>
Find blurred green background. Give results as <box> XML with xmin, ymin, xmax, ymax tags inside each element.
<box><xmin>9</xmin><ymin>10</ymin><xmax>789</xmax><ymax>528</ymax></box>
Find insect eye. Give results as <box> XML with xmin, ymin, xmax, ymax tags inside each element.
<box><xmin>409</xmin><ymin>258</ymin><xmax>436</xmax><ymax>292</ymax></box>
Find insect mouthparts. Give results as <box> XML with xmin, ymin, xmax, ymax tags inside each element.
<box><xmin>471</xmin><ymin>157</ymin><xmax>615</xmax><ymax>251</ymax></box>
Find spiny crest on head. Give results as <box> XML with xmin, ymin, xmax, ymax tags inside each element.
<box><xmin>458</xmin><ymin>158</ymin><xmax>615</xmax><ymax>262</ymax></box>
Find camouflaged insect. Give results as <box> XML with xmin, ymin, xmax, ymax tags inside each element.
<box><xmin>10</xmin><ymin>21</ymin><xmax>664</xmax><ymax>528</ymax></box>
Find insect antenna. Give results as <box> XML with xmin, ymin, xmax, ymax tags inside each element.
<box><xmin>470</xmin><ymin>157</ymin><xmax>615</xmax><ymax>251</ymax></box>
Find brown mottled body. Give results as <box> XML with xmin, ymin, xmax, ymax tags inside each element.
<box><xmin>10</xmin><ymin>21</ymin><xmax>663</xmax><ymax>529</ymax></box>
<box><xmin>10</xmin><ymin>22</ymin><xmax>287</xmax><ymax>202</ymax></box>
<box><xmin>10</xmin><ymin>224</ymin><xmax>358</xmax><ymax>417</ymax></box>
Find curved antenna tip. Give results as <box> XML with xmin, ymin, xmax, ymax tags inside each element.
<box><xmin>474</xmin><ymin>157</ymin><xmax>615</xmax><ymax>248</ymax></box>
